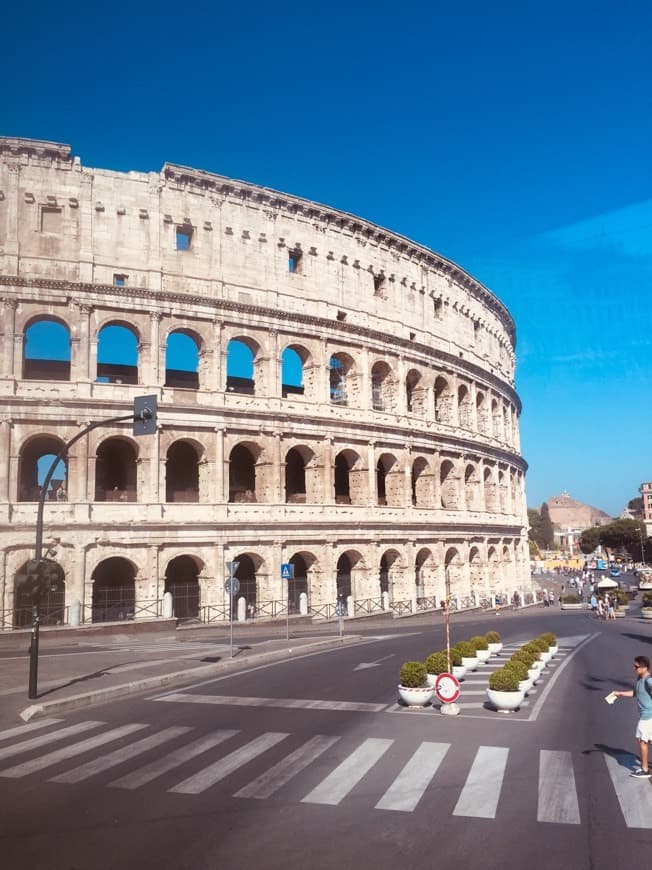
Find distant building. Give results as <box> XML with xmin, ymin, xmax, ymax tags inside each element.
<box><xmin>640</xmin><ymin>482</ymin><xmax>652</xmax><ymax>523</ymax></box>
<box><xmin>546</xmin><ymin>491</ymin><xmax>612</xmax><ymax>553</ymax></box>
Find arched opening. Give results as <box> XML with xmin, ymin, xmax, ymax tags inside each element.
<box><xmin>476</xmin><ymin>391</ymin><xmax>489</xmax><ymax>435</ymax></box>
<box><xmin>334</xmin><ymin>449</ymin><xmax>364</xmax><ymax>505</ymax></box>
<box><xmin>97</xmin><ymin>323</ymin><xmax>139</xmax><ymax>384</ymax></box>
<box><xmin>13</xmin><ymin>559</ymin><xmax>65</xmax><ymax>628</ymax></box>
<box><xmin>376</xmin><ymin>453</ymin><xmax>401</xmax><ymax>506</ymax></box>
<box><xmin>406</xmin><ymin>369</ymin><xmax>425</xmax><ymax>416</ymax></box>
<box><xmin>285</xmin><ymin>447</ymin><xmax>307</xmax><ymax>503</ymax></box>
<box><xmin>487</xmin><ymin>546</ymin><xmax>501</xmax><ymax>594</ymax></box>
<box><xmin>336</xmin><ymin>553</ymin><xmax>352</xmax><ymax>601</ymax></box>
<box><xmin>165</xmin><ymin>330</ymin><xmax>200</xmax><ymax>390</ymax></box>
<box><xmin>23</xmin><ymin>318</ymin><xmax>71</xmax><ymax>381</ymax></box>
<box><xmin>440</xmin><ymin>459</ymin><xmax>458</xmax><ymax>509</ymax></box>
<box><xmin>465</xmin><ymin>463</ymin><xmax>481</xmax><ymax>511</ymax></box>
<box><xmin>484</xmin><ymin>466</ymin><xmax>499</xmax><ymax>512</ymax></box>
<box><xmin>434</xmin><ymin>376</ymin><xmax>454</xmax><ymax>424</ymax></box>
<box><xmin>371</xmin><ymin>361</ymin><xmax>394</xmax><ymax>412</ymax></box>
<box><xmin>281</xmin><ymin>346</ymin><xmax>306</xmax><ymax>398</ymax></box>
<box><xmin>226</xmin><ymin>338</ymin><xmax>255</xmax><ymax>395</ymax></box>
<box><xmin>228</xmin><ymin>444</ymin><xmax>257</xmax><ymax>502</ymax></box>
<box><xmin>458</xmin><ymin>384</ymin><xmax>472</xmax><ymax>429</ymax></box>
<box><xmin>491</xmin><ymin>398</ymin><xmax>502</xmax><ymax>438</ymax></box>
<box><xmin>18</xmin><ymin>435</ymin><xmax>67</xmax><ymax>502</ymax></box>
<box><xmin>232</xmin><ymin>554</ymin><xmax>258</xmax><ymax>617</ymax></box>
<box><xmin>288</xmin><ymin>553</ymin><xmax>309</xmax><ymax>613</ymax></box>
<box><xmin>165</xmin><ymin>555</ymin><xmax>200</xmax><ymax>619</ymax></box>
<box><xmin>166</xmin><ymin>441</ymin><xmax>200</xmax><ymax>502</ymax></box>
<box><xmin>444</xmin><ymin>547</ymin><xmax>463</xmax><ymax>599</ymax></box>
<box><xmin>91</xmin><ymin>557</ymin><xmax>136</xmax><ymax>622</ymax></box>
<box><xmin>415</xmin><ymin>548</ymin><xmax>435</xmax><ymax>603</ymax></box>
<box><xmin>411</xmin><ymin>457</ymin><xmax>431</xmax><ymax>507</ymax></box>
<box><xmin>469</xmin><ymin>546</ymin><xmax>483</xmax><ymax>602</ymax></box>
<box><xmin>329</xmin><ymin>353</ymin><xmax>355</xmax><ymax>405</ymax></box>
<box><xmin>95</xmin><ymin>438</ymin><xmax>138</xmax><ymax>501</ymax></box>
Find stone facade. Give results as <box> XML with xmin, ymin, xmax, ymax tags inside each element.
<box><xmin>0</xmin><ymin>136</ymin><xmax>531</xmax><ymax>627</ymax></box>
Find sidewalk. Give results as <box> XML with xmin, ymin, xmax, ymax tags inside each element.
<box><xmin>0</xmin><ymin>628</ymin><xmax>363</xmax><ymax>726</ymax></box>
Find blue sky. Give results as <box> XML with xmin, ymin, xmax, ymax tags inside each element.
<box><xmin>4</xmin><ymin>1</ymin><xmax>652</xmax><ymax>516</ymax></box>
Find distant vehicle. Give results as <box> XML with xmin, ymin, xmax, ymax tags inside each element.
<box><xmin>596</xmin><ymin>559</ymin><xmax>606</xmax><ymax>570</ymax></box>
<box><xmin>638</xmin><ymin>570</ymin><xmax>652</xmax><ymax>591</ymax></box>
<box><xmin>610</xmin><ymin>568</ymin><xmax>621</xmax><ymax>577</ymax></box>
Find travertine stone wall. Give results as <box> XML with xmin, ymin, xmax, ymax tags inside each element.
<box><xmin>0</xmin><ymin>137</ymin><xmax>532</xmax><ymax>625</ymax></box>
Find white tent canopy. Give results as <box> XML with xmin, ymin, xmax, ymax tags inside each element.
<box><xmin>597</xmin><ymin>577</ymin><xmax>618</xmax><ymax>589</ymax></box>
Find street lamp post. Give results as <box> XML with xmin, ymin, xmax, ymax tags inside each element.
<box><xmin>636</xmin><ymin>527</ymin><xmax>645</xmax><ymax>566</ymax></box>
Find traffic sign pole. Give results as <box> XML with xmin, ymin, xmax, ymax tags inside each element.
<box><xmin>280</xmin><ymin>563</ymin><xmax>294</xmax><ymax>641</ymax></box>
<box><xmin>225</xmin><ymin>562</ymin><xmax>240</xmax><ymax>658</ymax></box>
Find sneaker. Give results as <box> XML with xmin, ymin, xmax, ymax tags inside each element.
<box><xmin>629</xmin><ymin>768</ymin><xmax>651</xmax><ymax>778</ymax></box>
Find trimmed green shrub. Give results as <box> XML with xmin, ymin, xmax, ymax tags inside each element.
<box><xmin>449</xmin><ymin>647</ymin><xmax>462</xmax><ymax>667</ymax></box>
<box><xmin>562</xmin><ymin>594</ymin><xmax>580</xmax><ymax>604</ymax></box>
<box><xmin>503</xmin><ymin>660</ymin><xmax>529</xmax><ymax>681</ymax></box>
<box><xmin>399</xmin><ymin>661</ymin><xmax>428</xmax><ymax>688</ymax></box>
<box><xmin>511</xmin><ymin>649</ymin><xmax>537</xmax><ymax>668</ymax></box>
<box><xmin>454</xmin><ymin>641</ymin><xmax>476</xmax><ymax>658</ymax></box>
<box><xmin>539</xmin><ymin>632</ymin><xmax>557</xmax><ymax>647</ymax></box>
<box><xmin>524</xmin><ymin>638</ymin><xmax>547</xmax><ymax>654</ymax></box>
<box><xmin>425</xmin><ymin>652</ymin><xmax>448</xmax><ymax>675</ymax></box>
<box><xmin>485</xmin><ymin>630</ymin><xmax>501</xmax><ymax>644</ymax></box>
<box><xmin>614</xmin><ymin>590</ymin><xmax>628</xmax><ymax>606</ymax></box>
<box><xmin>488</xmin><ymin>667</ymin><xmax>521</xmax><ymax>692</ymax></box>
<box><xmin>470</xmin><ymin>635</ymin><xmax>489</xmax><ymax>651</ymax></box>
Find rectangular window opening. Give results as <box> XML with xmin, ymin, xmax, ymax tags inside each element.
<box><xmin>40</xmin><ymin>206</ymin><xmax>63</xmax><ymax>234</ymax></box>
<box><xmin>176</xmin><ymin>226</ymin><xmax>193</xmax><ymax>251</ymax></box>
<box><xmin>288</xmin><ymin>248</ymin><xmax>302</xmax><ymax>273</ymax></box>
<box><xmin>113</xmin><ymin>274</ymin><xmax>128</xmax><ymax>287</ymax></box>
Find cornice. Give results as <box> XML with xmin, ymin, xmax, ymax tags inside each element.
<box><xmin>0</xmin><ymin>274</ymin><xmax>521</xmax><ymax>411</ymax></box>
<box><xmin>163</xmin><ymin>162</ymin><xmax>516</xmax><ymax>345</ymax></box>
<box><xmin>0</xmin><ymin>137</ymin><xmax>72</xmax><ymax>163</ymax></box>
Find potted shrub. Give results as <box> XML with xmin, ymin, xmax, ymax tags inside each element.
<box><xmin>485</xmin><ymin>630</ymin><xmax>502</xmax><ymax>656</ymax></box>
<box><xmin>448</xmin><ymin>646</ymin><xmax>467</xmax><ymax>681</ymax></box>
<box><xmin>454</xmin><ymin>640</ymin><xmax>478</xmax><ymax>671</ymax></box>
<box><xmin>487</xmin><ymin>666</ymin><xmax>525</xmax><ymax>712</ymax></box>
<box><xmin>561</xmin><ymin>593</ymin><xmax>582</xmax><ymax>610</ymax></box>
<box><xmin>539</xmin><ymin>632</ymin><xmax>558</xmax><ymax>656</ymax></box>
<box><xmin>503</xmin><ymin>659</ymin><xmax>531</xmax><ymax>694</ymax></box>
<box><xmin>471</xmin><ymin>635</ymin><xmax>491</xmax><ymax>663</ymax></box>
<box><xmin>511</xmin><ymin>648</ymin><xmax>539</xmax><ymax>683</ymax></box>
<box><xmin>641</xmin><ymin>606</ymin><xmax>652</xmax><ymax>620</ymax></box>
<box><xmin>424</xmin><ymin>651</ymin><xmax>449</xmax><ymax>687</ymax></box>
<box><xmin>398</xmin><ymin>661</ymin><xmax>433</xmax><ymax>707</ymax></box>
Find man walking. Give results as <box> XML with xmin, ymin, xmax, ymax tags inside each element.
<box><xmin>612</xmin><ymin>655</ymin><xmax>652</xmax><ymax>777</ymax></box>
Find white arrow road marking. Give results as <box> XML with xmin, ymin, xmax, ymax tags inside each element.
<box><xmin>354</xmin><ymin>654</ymin><xmax>395</xmax><ymax>671</ymax></box>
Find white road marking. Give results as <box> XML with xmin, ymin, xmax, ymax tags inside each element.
<box><xmin>537</xmin><ymin>750</ymin><xmax>581</xmax><ymax>824</ymax></box>
<box><xmin>235</xmin><ymin>734</ymin><xmax>341</xmax><ymax>799</ymax></box>
<box><xmin>0</xmin><ymin>718</ymin><xmax>63</xmax><ymax>742</ymax></box>
<box><xmin>302</xmin><ymin>738</ymin><xmax>392</xmax><ymax>806</ymax></box>
<box><xmin>155</xmin><ymin>693</ymin><xmax>387</xmax><ymax>713</ymax></box>
<box><xmin>603</xmin><ymin>752</ymin><xmax>652</xmax><ymax>829</ymax></box>
<box><xmin>375</xmin><ymin>742</ymin><xmax>449</xmax><ymax>812</ymax></box>
<box><xmin>0</xmin><ymin>724</ymin><xmax>147</xmax><ymax>778</ymax></box>
<box><xmin>0</xmin><ymin>721</ymin><xmax>104</xmax><ymax>763</ymax></box>
<box><xmin>169</xmin><ymin>732</ymin><xmax>289</xmax><ymax>795</ymax></box>
<box><xmin>109</xmin><ymin>730</ymin><xmax>239</xmax><ymax>790</ymax></box>
<box><xmin>453</xmin><ymin>746</ymin><xmax>508</xmax><ymax>818</ymax></box>
<box><xmin>50</xmin><ymin>726</ymin><xmax>192</xmax><ymax>784</ymax></box>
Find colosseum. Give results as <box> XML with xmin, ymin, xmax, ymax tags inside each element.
<box><xmin>0</xmin><ymin>136</ymin><xmax>531</xmax><ymax>629</ymax></box>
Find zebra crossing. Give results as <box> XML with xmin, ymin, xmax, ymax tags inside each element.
<box><xmin>1</xmin><ymin>717</ymin><xmax>651</xmax><ymax>827</ymax></box>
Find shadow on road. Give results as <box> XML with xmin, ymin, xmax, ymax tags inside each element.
<box><xmin>583</xmin><ymin>743</ymin><xmax>637</xmax><ymax>771</ymax></box>
<box><xmin>619</xmin><ymin>632</ymin><xmax>652</xmax><ymax>646</ymax></box>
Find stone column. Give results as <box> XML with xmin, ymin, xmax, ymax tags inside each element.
<box><xmin>71</xmin><ymin>303</ymin><xmax>92</xmax><ymax>383</ymax></box>
<box><xmin>367</xmin><ymin>442</ymin><xmax>376</xmax><ymax>506</ymax></box>
<box><xmin>1</xmin><ymin>298</ymin><xmax>18</xmax><ymax>379</ymax></box>
<box><xmin>322</xmin><ymin>437</ymin><xmax>334</xmax><ymax>503</ymax></box>
<box><xmin>215</xmin><ymin>428</ymin><xmax>225</xmax><ymax>503</ymax></box>
<box><xmin>0</xmin><ymin>418</ymin><xmax>11</xmax><ymax>502</ymax></box>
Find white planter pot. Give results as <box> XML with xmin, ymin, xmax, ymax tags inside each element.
<box><xmin>528</xmin><ymin>667</ymin><xmax>539</xmax><ymax>684</ymax></box>
<box><xmin>641</xmin><ymin>610</ymin><xmax>652</xmax><ymax>620</ymax></box>
<box><xmin>476</xmin><ymin>649</ymin><xmax>491</xmax><ymax>663</ymax></box>
<box><xmin>540</xmin><ymin>651</ymin><xmax>552</xmax><ymax>665</ymax></box>
<box><xmin>426</xmin><ymin>672</ymin><xmax>439</xmax><ymax>688</ymax></box>
<box><xmin>461</xmin><ymin>655</ymin><xmax>479</xmax><ymax>671</ymax></box>
<box><xmin>518</xmin><ymin>679</ymin><xmax>532</xmax><ymax>694</ymax></box>
<box><xmin>548</xmin><ymin>645</ymin><xmax>558</xmax><ymax>656</ymax></box>
<box><xmin>531</xmin><ymin>659</ymin><xmax>544</xmax><ymax>671</ymax></box>
<box><xmin>398</xmin><ymin>684</ymin><xmax>434</xmax><ymax>707</ymax></box>
<box><xmin>452</xmin><ymin>665</ymin><xmax>467</xmax><ymax>681</ymax></box>
<box><xmin>487</xmin><ymin>642</ymin><xmax>503</xmax><ymax>656</ymax></box>
<box><xmin>487</xmin><ymin>687</ymin><xmax>525</xmax><ymax>712</ymax></box>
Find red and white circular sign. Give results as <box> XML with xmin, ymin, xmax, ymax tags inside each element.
<box><xmin>435</xmin><ymin>672</ymin><xmax>461</xmax><ymax>704</ymax></box>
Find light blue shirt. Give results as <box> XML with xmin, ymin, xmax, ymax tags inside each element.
<box><xmin>635</xmin><ymin>675</ymin><xmax>652</xmax><ymax>720</ymax></box>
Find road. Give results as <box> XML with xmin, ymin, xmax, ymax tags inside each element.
<box><xmin>1</xmin><ymin>607</ymin><xmax>651</xmax><ymax>870</ymax></box>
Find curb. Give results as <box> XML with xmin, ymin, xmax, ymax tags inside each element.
<box><xmin>20</xmin><ymin>634</ymin><xmax>363</xmax><ymax>722</ymax></box>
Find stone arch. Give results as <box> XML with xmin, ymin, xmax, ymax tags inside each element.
<box><xmin>406</xmin><ymin>368</ymin><xmax>426</xmax><ymax>416</ymax></box>
<box><xmin>415</xmin><ymin>547</ymin><xmax>437</xmax><ymax>601</ymax></box>
<box><xmin>95</xmin><ymin>436</ymin><xmax>138</xmax><ymax>502</ymax></box>
<box><xmin>231</xmin><ymin>552</ymin><xmax>265</xmax><ymax>617</ymax></box>
<box><xmin>287</xmin><ymin>551</ymin><xmax>315</xmax><ymax>613</ymax></box>
<box><xmin>13</xmin><ymin>558</ymin><xmax>65</xmax><ymax>628</ymax></box>
<box><xmin>376</xmin><ymin>453</ymin><xmax>402</xmax><ymax>507</ymax></box>
<box><xmin>476</xmin><ymin>391</ymin><xmax>489</xmax><ymax>435</ymax></box>
<box><xmin>440</xmin><ymin>459</ymin><xmax>459</xmax><ymax>509</ymax></box>
<box><xmin>458</xmin><ymin>383</ymin><xmax>473</xmax><ymax>429</ymax></box>
<box><xmin>91</xmin><ymin>556</ymin><xmax>137</xmax><ymax>622</ymax></box>
<box><xmin>96</xmin><ymin>321</ymin><xmax>140</xmax><ymax>385</ymax></box>
<box><xmin>498</xmin><ymin>469</ymin><xmax>507</xmax><ymax>513</ymax></box>
<box><xmin>434</xmin><ymin>375</ymin><xmax>454</xmax><ymax>424</ymax></box>
<box><xmin>371</xmin><ymin>360</ymin><xmax>395</xmax><ymax>412</ymax></box>
<box><xmin>228</xmin><ymin>441</ymin><xmax>262</xmax><ymax>503</ymax></box>
<box><xmin>164</xmin><ymin>554</ymin><xmax>201</xmax><ymax>619</ymax></box>
<box><xmin>487</xmin><ymin>545</ymin><xmax>501</xmax><ymax>593</ymax></box>
<box><xmin>18</xmin><ymin>434</ymin><xmax>67</xmax><ymax>502</ymax></box>
<box><xmin>464</xmin><ymin>463</ymin><xmax>482</xmax><ymax>511</ymax></box>
<box><xmin>165</xmin><ymin>439</ymin><xmax>201</xmax><ymax>502</ymax></box>
<box><xmin>491</xmin><ymin>397</ymin><xmax>502</xmax><ymax>439</ymax></box>
<box><xmin>411</xmin><ymin>456</ymin><xmax>433</xmax><ymax>508</ymax></box>
<box><xmin>484</xmin><ymin>466</ymin><xmax>499</xmax><ymax>512</ymax></box>
<box><xmin>468</xmin><ymin>545</ymin><xmax>484</xmax><ymax>601</ymax></box>
<box><xmin>336</xmin><ymin>549</ymin><xmax>365</xmax><ymax>601</ymax></box>
<box><xmin>334</xmin><ymin>448</ymin><xmax>365</xmax><ymax>505</ymax></box>
<box><xmin>226</xmin><ymin>335</ymin><xmax>261</xmax><ymax>395</ymax></box>
<box><xmin>285</xmin><ymin>445</ymin><xmax>311</xmax><ymax>503</ymax></box>
<box><xmin>281</xmin><ymin>344</ymin><xmax>309</xmax><ymax>399</ymax></box>
<box><xmin>23</xmin><ymin>316</ymin><xmax>71</xmax><ymax>381</ymax></box>
<box><xmin>444</xmin><ymin>546</ymin><xmax>464</xmax><ymax>599</ymax></box>
<box><xmin>379</xmin><ymin>548</ymin><xmax>403</xmax><ymax>602</ymax></box>
<box><xmin>329</xmin><ymin>351</ymin><xmax>356</xmax><ymax>406</ymax></box>
<box><xmin>165</xmin><ymin>328</ymin><xmax>201</xmax><ymax>390</ymax></box>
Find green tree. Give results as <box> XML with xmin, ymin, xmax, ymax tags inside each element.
<box><xmin>528</xmin><ymin>508</ymin><xmax>544</xmax><ymax>546</ymax></box>
<box><xmin>579</xmin><ymin>527</ymin><xmax>601</xmax><ymax>554</ymax></box>
<box><xmin>600</xmin><ymin>519</ymin><xmax>647</xmax><ymax>560</ymax></box>
<box><xmin>628</xmin><ymin>497</ymin><xmax>643</xmax><ymax>514</ymax></box>
<box><xmin>540</xmin><ymin>502</ymin><xmax>555</xmax><ymax>549</ymax></box>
